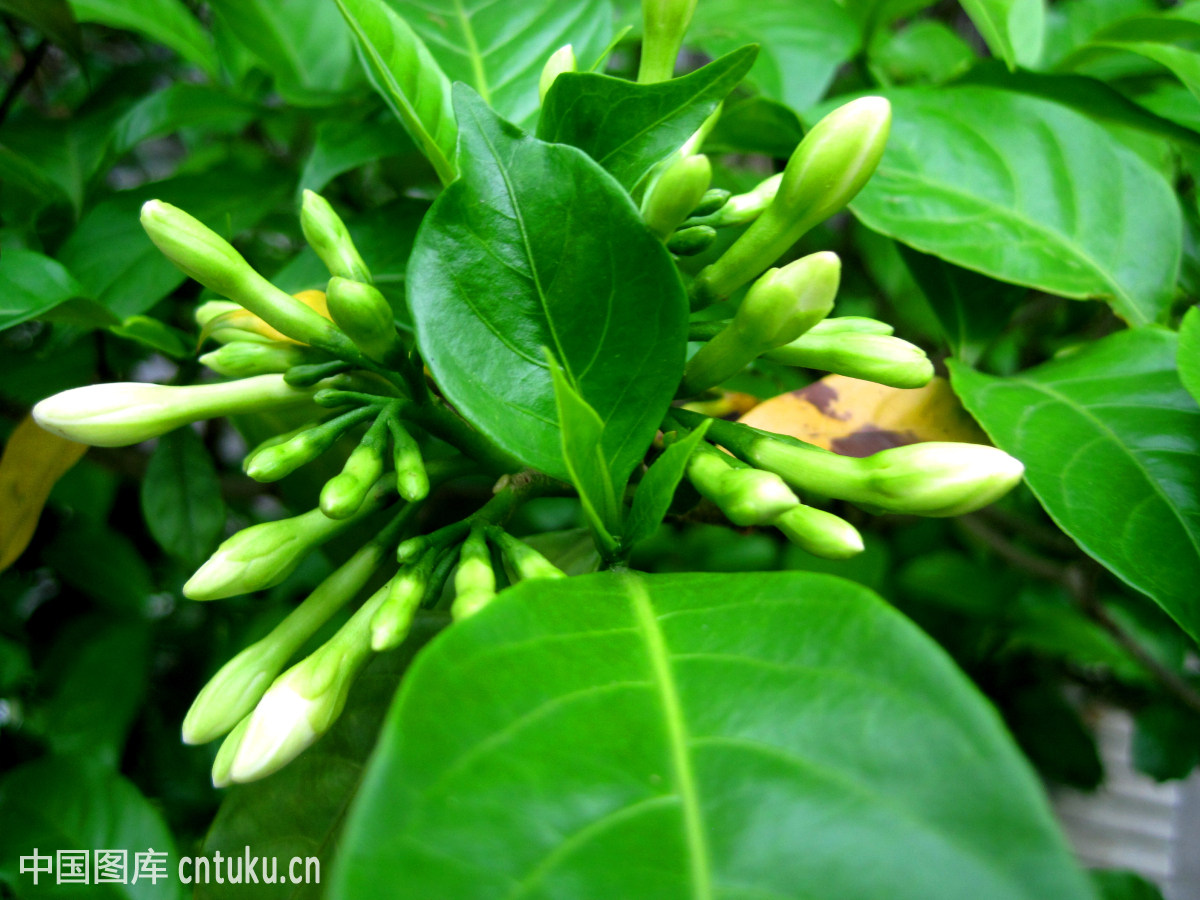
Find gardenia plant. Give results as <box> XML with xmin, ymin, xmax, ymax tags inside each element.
<box><xmin>29</xmin><ymin>1</ymin><xmax>1027</xmax><ymax>789</ymax></box>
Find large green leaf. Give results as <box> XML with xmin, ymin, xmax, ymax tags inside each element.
<box><xmin>538</xmin><ymin>46</ymin><xmax>757</xmax><ymax>191</ymax></box>
<box><xmin>334</xmin><ymin>0</ymin><xmax>457</xmax><ymax>185</ymax></box>
<box><xmin>850</xmin><ymin>86</ymin><xmax>1182</xmax><ymax>326</ymax></box>
<box><xmin>333</xmin><ymin>571</ymin><xmax>1093</xmax><ymax>900</ymax></box>
<box><xmin>68</xmin><ymin>0</ymin><xmax>218</xmax><ymax>77</ymax></box>
<box><xmin>0</xmin><ymin>249</ymin><xmax>85</xmax><ymax>332</ymax></box>
<box><xmin>408</xmin><ymin>88</ymin><xmax>687</xmax><ymax>484</ymax></box>
<box><xmin>1179</xmin><ymin>305</ymin><xmax>1200</xmax><ymax>403</ymax></box>
<box><xmin>113</xmin><ymin>84</ymin><xmax>259</xmax><ymax>154</ymax></box>
<box><xmin>141</xmin><ymin>428</ymin><xmax>225</xmax><ymax>565</ymax></box>
<box><xmin>389</xmin><ymin>0</ymin><xmax>613</xmax><ymax>130</ymax></box>
<box><xmin>298</xmin><ymin>113</ymin><xmax>414</xmax><ymax>196</ymax></box>
<box><xmin>950</xmin><ymin>328</ymin><xmax>1200</xmax><ymax>642</ymax></box>
<box><xmin>690</xmin><ymin>0</ymin><xmax>860</xmax><ymax>113</ymax></box>
<box><xmin>0</xmin><ymin>757</ymin><xmax>183</xmax><ymax>900</ymax></box>
<box><xmin>56</xmin><ymin>166</ymin><xmax>291</xmax><ymax>318</ymax></box>
<box><xmin>959</xmin><ymin>0</ymin><xmax>1046</xmax><ymax>69</ymax></box>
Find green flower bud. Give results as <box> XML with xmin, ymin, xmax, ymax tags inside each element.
<box><xmin>299</xmin><ymin>190</ymin><xmax>372</xmax><ymax>284</ymax></box>
<box><xmin>200</xmin><ymin>340</ymin><xmax>317</xmax><ymax>378</ymax></box>
<box><xmin>695</xmin><ymin>173</ymin><xmax>781</xmax><ymax>228</ymax></box>
<box><xmin>320</xmin><ymin>412</ymin><xmax>390</xmax><ymax>519</ymax></box>
<box><xmin>243</xmin><ymin>406</ymin><xmax>375</xmax><ymax>482</ymax></box>
<box><xmin>387</xmin><ymin>417</ymin><xmax>429</xmax><ymax>503</ymax></box>
<box><xmin>488</xmin><ymin>527</ymin><xmax>566</xmax><ymax>582</ymax></box>
<box><xmin>325</xmin><ymin>276</ymin><xmax>404</xmax><ymax>366</ymax></box>
<box><xmin>141</xmin><ymin>200</ymin><xmax>357</xmax><ymax>358</ymax></box>
<box><xmin>691</xmin><ymin>97</ymin><xmax>891</xmax><ymax>306</ymax></box>
<box><xmin>638</xmin><ymin>0</ymin><xmax>699</xmax><ymax>82</ymax></box>
<box><xmin>211</xmin><ymin>716</ymin><xmax>250</xmax><ymax>788</ymax></box>
<box><xmin>184</xmin><ymin>478</ymin><xmax>395</xmax><ymax>600</ymax></box>
<box><xmin>370</xmin><ymin>553</ymin><xmax>434</xmax><ymax>651</ymax></box>
<box><xmin>642</xmin><ymin>154</ymin><xmax>713</xmax><ymax>239</ymax></box>
<box><xmin>666</xmin><ymin>225</ymin><xmax>717</xmax><ymax>257</ymax></box>
<box><xmin>182</xmin><ymin>521</ymin><xmax>398</xmax><ymax>744</ymax></box>
<box><xmin>32</xmin><ymin>375</ymin><xmax>316</xmax><ymax>448</ymax></box>
<box><xmin>808</xmin><ymin>316</ymin><xmax>894</xmax><ymax>337</ymax></box>
<box><xmin>195</xmin><ymin>300</ymin><xmax>241</xmax><ymax>327</ymax></box>
<box><xmin>538</xmin><ymin>44</ymin><xmax>576</xmax><ymax>104</ymax></box>
<box><xmin>690</xmin><ymin>188</ymin><xmax>731</xmax><ymax>218</ymax></box>
<box><xmin>765</xmin><ymin>332</ymin><xmax>935</xmax><ymax>389</ymax></box>
<box><xmin>451</xmin><ymin>526</ymin><xmax>497</xmax><ymax>621</ymax></box>
<box><xmin>774</xmin><ymin>505</ymin><xmax>864</xmax><ymax>559</ymax></box>
<box><xmin>681</xmin><ymin>252</ymin><xmax>839</xmax><ymax>395</ymax></box>
<box><xmin>687</xmin><ymin>443</ymin><xmax>799</xmax><ymax>526</ymax></box>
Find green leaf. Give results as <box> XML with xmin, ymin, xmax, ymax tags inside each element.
<box><xmin>109</xmin><ymin>315</ymin><xmax>191</xmax><ymax>358</ymax></box>
<box><xmin>0</xmin><ymin>757</ymin><xmax>184</xmax><ymax>900</ymax></box>
<box><xmin>702</xmin><ymin>94</ymin><xmax>805</xmax><ymax>157</ymax></box>
<box><xmin>690</xmin><ymin>0</ymin><xmax>860</xmax><ymax>113</ymax></box>
<box><xmin>950</xmin><ymin>328</ymin><xmax>1200</xmax><ymax>642</ymax></box>
<box><xmin>547</xmin><ymin>354</ymin><xmax>619</xmax><ymax>552</ymax></box>
<box><xmin>56</xmin><ymin>166</ymin><xmax>292</xmax><ymax>318</ymax></box>
<box><xmin>850</xmin><ymin>86</ymin><xmax>1182</xmax><ymax>326</ymax></box>
<box><xmin>409</xmin><ymin>88</ymin><xmax>688</xmax><ymax>484</ymax></box>
<box><xmin>68</xmin><ymin>0</ymin><xmax>218</xmax><ymax>77</ymax></box>
<box><xmin>869</xmin><ymin>19</ymin><xmax>976</xmax><ymax>85</ymax></box>
<box><xmin>841</xmin><ymin>0</ymin><xmax>937</xmax><ymax>40</ymax></box>
<box><xmin>624</xmin><ymin>420</ymin><xmax>711</xmax><ymax>549</ymax></box>
<box><xmin>333</xmin><ymin>571</ymin><xmax>1093</xmax><ymax>900</ymax></box>
<box><xmin>1090</xmin><ymin>870</ymin><xmax>1167</xmax><ymax>900</ymax></box>
<box><xmin>140</xmin><ymin>428</ymin><xmax>225</xmax><ymax>565</ymax></box>
<box><xmin>207</xmin><ymin>0</ymin><xmax>359</xmax><ymax>103</ymax></box>
<box><xmin>538</xmin><ymin>46</ymin><xmax>758</xmax><ymax>191</ymax></box>
<box><xmin>298</xmin><ymin>112</ymin><xmax>414</xmax><ymax>196</ymax></box>
<box><xmin>198</xmin><ymin>622</ymin><xmax>439</xmax><ymax>900</ymax></box>
<box><xmin>1042</xmin><ymin>0</ymin><xmax>1155</xmax><ymax>68</ymax></box>
<box><xmin>390</xmin><ymin>0</ymin><xmax>614</xmax><ymax>130</ymax></box>
<box><xmin>896</xmin><ymin>243</ymin><xmax>1021</xmax><ymax>365</ymax></box>
<box><xmin>333</xmin><ymin>0</ymin><xmax>457</xmax><ymax>185</ymax></box>
<box><xmin>959</xmin><ymin>0</ymin><xmax>1046</xmax><ymax>69</ymax></box>
<box><xmin>0</xmin><ymin>249</ymin><xmax>85</xmax><ymax>332</ymax></box>
<box><xmin>42</xmin><ymin>522</ymin><xmax>155</xmax><ymax>615</ymax></box>
<box><xmin>0</xmin><ymin>0</ymin><xmax>83</xmax><ymax>61</ymax></box>
<box><xmin>1131</xmin><ymin>701</ymin><xmax>1200</xmax><ymax>781</ymax></box>
<box><xmin>113</xmin><ymin>84</ymin><xmax>259</xmax><ymax>155</ymax></box>
<box><xmin>1179</xmin><ymin>306</ymin><xmax>1200</xmax><ymax>403</ymax></box>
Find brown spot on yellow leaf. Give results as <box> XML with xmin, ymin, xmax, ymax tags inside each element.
<box><xmin>0</xmin><ymin>415</ymin><xmax>88</xmax><ymax>572</ymax></box>
<box><xmin>738</xmin><ymin>374</ymin><xmax>988</xmax><ymax>455</ymax></box>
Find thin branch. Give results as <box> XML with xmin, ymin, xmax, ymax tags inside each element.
<box><xmin>0</xmin><ymin>37</ymin><xmax>48</xmax><ymax>128</ymax></box>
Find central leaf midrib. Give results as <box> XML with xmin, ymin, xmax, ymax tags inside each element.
<box><xmin>452</xmin><ymin>0</ymin><xmax>491</xmax><ymax>102</ymax></box>
<box><xmin>629</xmin><ymin>577</ymin><xmax>713</xmax><ymax>900</ymax></box>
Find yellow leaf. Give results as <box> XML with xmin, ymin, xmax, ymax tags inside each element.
<box><xmin>737</xmin><ymin>374</ymin><xmax>988</xmax><ymax>456</ymax></box>
<box><xmin>0</xmin><ymin>415</ymin><xmax>88</xmax><ymax>572</ymax></box>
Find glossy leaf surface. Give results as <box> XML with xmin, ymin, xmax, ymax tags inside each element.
<box><xmin>959</xmin><ymin>0</ymin><xmax>1045</xmax><ymax>69</ymax></box>
<box><xmin>334</xmin><ymin>571</ymin><xmax>1093</xmax><ymax>900</ymax></box>
<box><xmin>408</xmin><ymin>89</ymin><xmax>687</xmax><ymax>483</ymax></box>
<box><xmin>951</xmin><ymin>328</ymin><xmax>1200</xmax><ymax>642</ymax></box>
<box><xmin>538</xmin><ymin>46</ymin><xmax>757</xmax><ymax>191</ymax></box>
<box><xmin>140</xmin><ymin>428</ymin><xmax>225</xmax><ymax>566</ymax></box>
<box><xmin>0</xmin><ymin>248</ymin><xmax>85</xmax><ymax>331</ymax></box>
<box><xmin>851</xmin><ymin>86</ymin><xmax>1181</xmax><ymax>325</ymax></box>
<box><xmin>69</xmin><ymin>0</ymin><xmax>217</xmax><ymax>76</ymax></box>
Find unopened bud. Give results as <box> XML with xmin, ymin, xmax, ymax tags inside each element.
<box><xmin>33</xmin><ymin>375</ymin><xmax>316</xmax><ymax>448</ymax></box>
<box><xmin>643</xmin><ymin>155</ymin><xmax>712</xmax><ymax>239</ymax></box>
<box><xmin>667</xmin><ymin>225</ymin><xmax>717</xmax><ymax>257</ymax></box>
<box><xmin>195</xmin><ymin>300</ymin><xmax>241</xmax><ymax>327</ymax></box>
<box><xmin>687</xmin><ymin>443</ymin><xmax>798</xmax><ymax>525</ymax></box>
<box><xmin>211</xmin><ymin>717</ymin><xmax>250</xmax><ymax>788</ymax></box>
<box><xmin>774</xmin><ymin>505</ymin><xmax>863</xmax><ymax>559</ymax></box>
<box><xmin>766</xmin><ymin>332</ymin><xmax>934</xmax><ymax>389</ymax></box>
<box><xmin>695</xmin><ymin>173</ymin><xmax>781</xmax><ymax>228</ymax></box>
<box><xmin>141</xmin><ymin>200</ymin><xmax>356</xmax><ymax>357</ymax></box>
<box><xmin>691</xmin><ymin>97</ymin><xmax>891</xmax><ymax>305</ymax></box>
<box><xmin>370</xmin><ymin>555</ymin><xmax>433</xmax><ymax>651</ymax></box>
<box><xmin>538</xmin><ymin>44</ymin><xmax>576</xmax><ymax>103</ymax></box>
<box><xmin>489</xmin><ymin>528</ymin><xmax>567</xmax><ymax>582</ymax></box>
<box><xmin>808</xmin><ymin>316</ymin><xmax>894</xmax><ymax>337</ymax></box>
<box><xmin>320</xmin><ymin>412</ymin><xmax>389</xmax><ymax>518</ymax></box>
<box><xmin>451</xmin><ymin>526</ymin><xmax>497</xmax><ymax>621</ymax></box>
<box><xmin>200</xmin><ymin>340</ymin><xmax>317</xmax><ymax>377</ymax></box>
<box><xmin>690</xmin><ymin>188</ymin><xmax>731</xmax><ymax>218</ymax></box>
<box><xmin>325</xmin><ymin>276</ymin><xmax>404</xmax><ymax>365</ymax></box>
<box><xmin>299</xmin><ymin>191</ymin><xmax>372</xmax><ymax>284</ymax></box>
<box><xmin>387</xmin><ymin>418</ymin><xmax>429</xmax><ymax>502</ymax></box>
<box><xmin>638</xmin><ymin>0</ymin><xmax>699</xmax><ymax>82</ymax></box>
<box><xmin>858</xmin><ymin>442</ymin><xmax>1025</xmax><ymax>517</ymax></box>
<box><xmin>244</xmin><ymin>407</ymin><xmax>373</xmax><ymax>482</ymax></box>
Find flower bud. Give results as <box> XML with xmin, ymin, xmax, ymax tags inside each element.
<box><xmin>451</xmin><ymin>526</ymin><xmax>497</xmax><ymax>621</ymax></box>
<box><xmin>489</xmin><ymin>528</ymin><xmax>567</xmax><ymax>582</ymax></box>
<box><xmin>691</xmin><ymin>97</ymin><xmax>891</xmax><ymax>306</ymax></box>
<box><xmin>687</xmin><ymin>443</ymin><xmax>799</xmax><ymax>526</ymax></box>
<box><xmin>642</xmin><ymin>154</ymin><xmax>713</xmax><ymax>239</ymax></box>
<box><xmin>766</xmin><ymin>332</ymin><xmax>935</xmax><ymax>389</ymax></box>
<box><xmin>858</xmin><ymin>442</ymin><xmax>1025</xmax><ymax>517</ymax></box>
<box><xmin>681</xmin><ymin>252</ymin><xmax>839</xmax><ymax>395</ymax></box>
<box><xmin>370</xmin><ymin>555</ymin><xmax>433</xmax><ymax>651</ymax></box>
<box><xmin>666</xmin><ymin>225</ymin><xmax>717</xmax><ymax>257</ymax></box>
<box><xmin>184</xmin><ymin>478</ymin><xmax>394</xmax><ymax>601</ymax></box>
<box><xmin>195</xmin><ymin>300</ymin><xmax>241</xmax><ymax>328</ymax></box>
<box><xmin>183</xmin><ymin>530</ymin><xmax>393</xmax><ymax>743</ymax></box>
<box><xmin>638</xmin><ymin>0</ymin><xmax>699</xmax><ymax>82</ymax></box>
<box><xmin>325</xmin><ymin>276</ymin><xmax>404</xmax><ymax>365</ymax></box>
<box><xmin>538</xmin><ymin>44</ymin><xmax>576</xmax><ymax>103</ymax></box>
<box><xmin>201</xmin><ymin>307</ymin><xmax>294</xmax><ymax>346</ymax></box>
<box><xmin>33</xmin><ymin>375</ymin><xmax>316</xmax><ymax>448</ymax></box>
<box><xmin>211</xmin><ymin>717</ymin><xmax>250</xmax><ymax>788</ymax></box>
<box><xmin>808</xmin><ymin>316</ymin><xmax>894</xmax><ymax>337</ymax></box>
<box><xmin>320</xmin><ymin>412</ymin><xmax>389</xmax><ymax>518</ymax></box>
<box><xmin>141</xmin><ymin>200</ymin><xmax>357</xmax><ymax>358</ymax></box>
<box><xmin>774</xmin><ymin>505</ymin><xmax>864</xmax><ymax>559</ymax></box>
<box><xmin>387</xmin><ymin>418</ymin><xmax>429</xmax><ymax>503</ymax></box>
<box><xmin>243</xmin><ymin>407</ymin><xmax>372</xmax><ymax>483</ymax></box>
<box><xmin>299</xmin><ymin>191</ymin><xmax>372</xmax><ymax>284</ymax></box>
<box><xmin>690</xmin><ymin>188</ymin><xmax>731</xmax><ymax>218</ymax></box>
<box><xmin>697</xmin><ymin>173</ymin><xmax>781</xmax><ymax>228</ymax></box>
<box><xmin>200</xmin><ymin>340</ymin><xmax>317</xmax><ymax>378</ymax></box>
